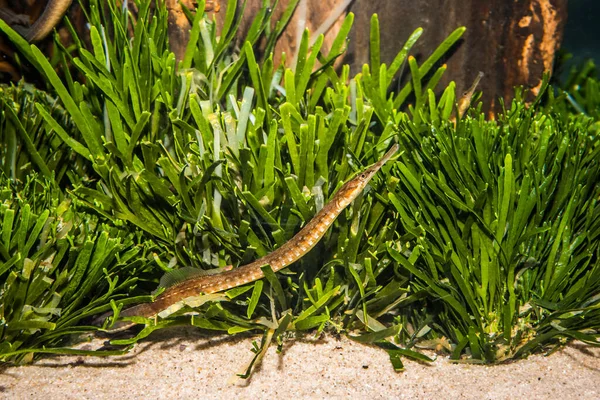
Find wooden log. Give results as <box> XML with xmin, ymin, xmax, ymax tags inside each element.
<box><xmin>347</xmin><ymin>0</ymin><xmax>568</xmax><ymax>114</ymax></box>
<box><xmin>222</xmin><ymin>0</ymin><xmax>348</xmax><ymax>67</ymax></box>
<box><xmin>0</xmin><ymin>0</ymin><xmax>569</xmax><ymax>114</ymax></box>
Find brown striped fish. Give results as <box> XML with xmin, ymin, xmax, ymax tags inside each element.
<box><xmin>104</xmin><ymin>143</ymin><xmax>399</xmax><ymax>329</ymax></box>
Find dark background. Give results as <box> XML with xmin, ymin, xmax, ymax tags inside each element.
<box><xmin>561</xmin><ymin>0</ymin><xmax>600</xmax><ymax>79</ymax></box>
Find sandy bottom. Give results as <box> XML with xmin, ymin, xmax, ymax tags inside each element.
<box><xmin>1</xmin><ymin>327</ymin><xmax>599</xmax><ymax>399</ymax></box>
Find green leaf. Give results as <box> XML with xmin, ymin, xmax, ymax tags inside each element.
<box><xmin>247</xmin><ymin>280</ymin><xmax>264</xmax><ymax>319</ymax></box>
<box><xmin>31</xmin><ymin>47</ymin><xmax>104</xmax><ymax>159</ymax></box>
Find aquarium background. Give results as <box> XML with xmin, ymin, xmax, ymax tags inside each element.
<box><xmin>561</xmin><ymin>0</ymin><xmax>599</xmax><ymax>78</ymax></box>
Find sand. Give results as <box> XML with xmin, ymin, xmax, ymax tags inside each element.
<box><xmin>1</xmin><ymin>327</ymin><xmax>599</xmax><ymax>399</ymax></box>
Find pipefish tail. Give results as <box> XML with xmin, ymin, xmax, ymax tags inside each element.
<box><xmin>104</xmin><ymin>144</ymin><xmax>399</xmax><ymax>329</ymax></box>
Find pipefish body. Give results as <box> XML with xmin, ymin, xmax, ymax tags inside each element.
<box><xmin>107</xmin><ymin>144</ymin><xmax>399</xmax><ymax>329</ymax></box>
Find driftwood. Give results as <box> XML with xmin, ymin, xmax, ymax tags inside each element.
<box><xmin>347</xmin><ymin>0</ymin><xmax>568</xmax><ymax>114</ymax></box>
<box><xmin>0</xmin><ymin>0</ymin><xmax>569</xmax><ymax>114</ymax></box>
<box><xmin>219</xmin><ymin>0</ymin><xmax>347</xmax><ymax>67</ymax></box>
<box><xmin>224</xmin><ymin>0</ymin><xmax>568</xmax><ymax>113</ymax></box>
<box><xmin>166</xmin><ymin>0</ymin><xmax>220</xmax><ymax>62</ymax></box>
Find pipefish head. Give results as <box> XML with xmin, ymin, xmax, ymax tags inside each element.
<box><xmin>335</xmin><ymin>144</ymin><xmax>399</xmax><ymax>208</ymax></box>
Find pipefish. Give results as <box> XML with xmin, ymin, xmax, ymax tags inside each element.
<box><xmin>104</xmin><ymin>144</ymin><xmax>399</xmax><ymax>329</ymax></box>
